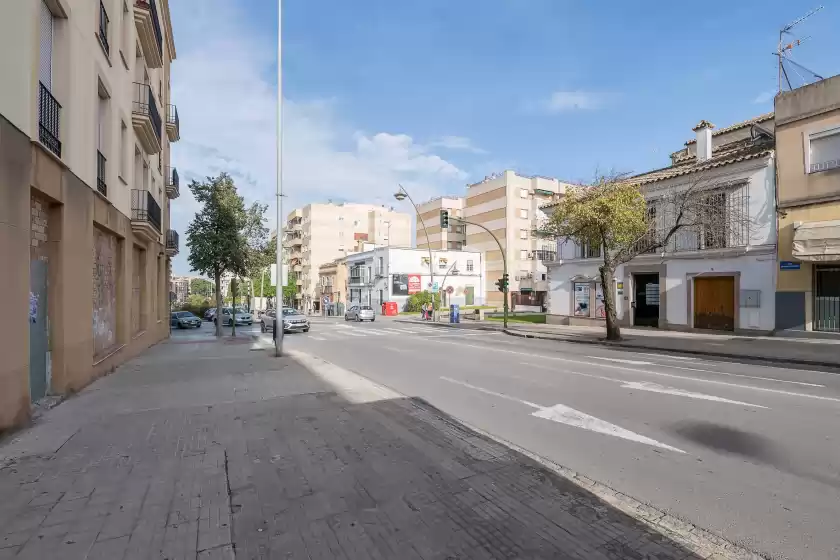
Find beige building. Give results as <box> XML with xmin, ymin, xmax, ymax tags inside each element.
<box><xmin>284</xmin><ymin>202</ymin><xmax>411</xmax><ymax>313</ymax></box>
<box><xmin>0</xmin><ymin>0</ymin><xmax>180</xmax><ymax>430</ymax></box>
<box><xmin>464</xmin><ymin>171</ymin><xmax>571</xmax><ymax>307</ymax></box>
<box><xmin>416</xmin><ymin>196</ymin><xmax>466</xmax><ymax>250</ymax></box>
<box><xmin>775</xmin><ymin>74</ymin><xmax>840</xmax><ymax>333</ymax></box>
<box><xmin>318</xmin><ymin>257</ymin><xmax>348</xmax><ymax>314</ymax></box>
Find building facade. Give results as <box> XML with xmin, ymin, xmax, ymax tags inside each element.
<box><xmin>546</xmin><ymin>115</ymin><xmax>777</xmax><ymax>333</ymax></box>
<box><xmin>464</xmin><ymin>171</ymin><xmax>571</xmax><ymax>309</ymax></box>
<box><xmin>344</xmin><ymin>247</ymin><xmax>485</xmax><ymax>312</ymax></box>
<box><xmin>284</xmin><ymin>202</ymin><xmax>411</xmax><ymax>314</ymax></box>
<box><xmin>171</xmin><ymin>275</ymin><xmax>190</xmax><ymax>302</ymax></box>
<box><xmin>775</xmin><ymin>75</ymin><xmax>840</xmax><ymax>333</ymax></box>
<box><xmin>416</xmin><ymin>196</ymin><xmax>466</xmax><ymax>250</ymax></box>
<box><xmin>0</xmin><ymin>0</ymin><xmax>180</xmax><ymax>430</ymax></box>
<box><xmin>318</xmin><ymin>257</ymin><xmax>348</xmax><ymax>315</ymax></box>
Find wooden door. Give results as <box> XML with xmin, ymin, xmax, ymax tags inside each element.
<box><xmin>694</xmin><ymin>276</ymin><xmax>735</xmax><ymax>331</ymax></box>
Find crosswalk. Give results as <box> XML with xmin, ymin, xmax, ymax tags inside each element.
<box><xmin>299</xmin><ymin>324</ymin><xmax>481</xmax><ymax>342</ymax></box>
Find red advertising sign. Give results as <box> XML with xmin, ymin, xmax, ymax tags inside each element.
<box><xmin>407</xmin><ymin>274</ymin><xmax>422</xmax><ymax>294</ymax></box>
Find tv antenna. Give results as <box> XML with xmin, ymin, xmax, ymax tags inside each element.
<box><xmin>777</xmin><ymin>6</ymin><xmax>825</xmax><ymax>93</ymax></box>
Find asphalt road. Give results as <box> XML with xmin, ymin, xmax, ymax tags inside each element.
<box><xmin>176</xmin><ymin>317</ymin><xmax>840</xmax><ymax>560</ymax></box>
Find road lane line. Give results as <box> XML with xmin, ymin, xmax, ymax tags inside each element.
<box><xmin>440</xmin><ymin>377</ymin><xmax>685</xmax><ymax>453</ymax></box>
<box><xmin>341</xmin><ymin>331</ymin><xmax>367</xmax><ymax>337</ymax></box>
<box><xmin>380</xmin><ymin>327</ymin><xmax>412</xmax><ymax>334</ymax></box>
<box><xmin>590</xmin><ymin>357</ymin><xmax>655</xmax><ymax>366</ymax></box>
<box><xmin>631</xmin><ymin>353</ymin><xmax>697</xmax><ymax>361</ymax></box>
<box><xmin>361</xmin><ymin>330</ymin><xmax>388</xmax><ymax>336</ymax></box>
<box><xmin>423</xmin><ymin>338</ymin><xmax>840</xmax><ymax>404</ymax></box>
<box><xmin>309</xmin><ymin>336</ymin><xmax>327</xmax><ymax>341</ymax></box>
<box><xmin>523</xmin><ymin>362</ymin><xmax>768</xmax><ymax>408</ymax></box>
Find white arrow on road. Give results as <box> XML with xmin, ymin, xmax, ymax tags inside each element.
<box><xmin>440</xmin><ymin>377</ymin><xmax>685</xmax><ymax>453</ymax></box>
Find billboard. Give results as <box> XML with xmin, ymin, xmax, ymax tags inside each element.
<box><xmin>392</xmin><ymin>274</ymin><xmax>409</xmax><ymax>296</ymax></box>
<box><xmin>408</xmin><ymin>274</ymin><xmax>422</xmax><ymax>294</ymax></box>
<box><xmin>269</xmin><ymin>263</ymin><xmax>289</xmax><ymax>287</ymax></box>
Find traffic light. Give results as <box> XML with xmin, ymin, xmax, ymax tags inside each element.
<box><xmin>495</xmin><ymin>274</ymin><xmax>509</xmax><ymax>292</ymax></box>
<box><xmin>440</xmin><ymin>210</ymin><xmax>449</xmax><ymax>229</ymax></box>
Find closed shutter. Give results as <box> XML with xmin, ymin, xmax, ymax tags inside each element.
<box><xmin>39</xmin><ymin>1</ymin><xmax>53</xmax><ymax>89</ymax></box>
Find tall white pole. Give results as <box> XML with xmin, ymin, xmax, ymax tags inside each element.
<box><xmin>275</xmin><ymin>0</ymin><xmax>284</xmax><ymax>357</ymax></box>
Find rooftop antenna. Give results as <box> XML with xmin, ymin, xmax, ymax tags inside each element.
<box><xmin>777</xmin><ymin>6</ymin><xmax>824</xmax><ymax>94</ymax></box>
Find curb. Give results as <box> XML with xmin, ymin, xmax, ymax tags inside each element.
<box><xmin>501</xmin><ymin>329</ymin><xmax>840</xmax><ymax>370</ymax></box>
<box><xmin>291</xmin><ymin>348</ymin><xmax>767</xmax><ymax>560</ymax></box>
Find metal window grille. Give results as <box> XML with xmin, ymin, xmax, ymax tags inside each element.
<box><xmin>38</xmin><ymin>83</ymin><xmax>62</xmax><ymax>157</ymax></box>
<box><xmin>97</xmin><ymin>151</ymin><xmax>107</xmax><ymax>196</ymax></box>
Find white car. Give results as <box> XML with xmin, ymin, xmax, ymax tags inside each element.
<box><xmin>262</xmin><ymin>308</ymin><xmax>310</xmax><ymax>333</ymax></box>
<box><xmin>214</xmin><ymin>307</ymin><xmax>253</xmax><ymax>326</ymax></box>
<box><xmin>345</xmin><ymin>305</ymin><xmax>375</xmax><ymax>322</ymax></box>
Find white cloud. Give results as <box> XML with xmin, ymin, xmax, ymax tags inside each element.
<box><xmin>534</xmin><ymin>90</ymin><xmax>611</xmax><ymax>114</ymax></box>
<box><xmin>168</xmin><ymin>0</ymin><xmax>469</xmax><ymax>274</ymax></box>
<box><xmin>752</xmin><ymin>89</ymin><xmax>776</xmax><ymax>105</ymax></box>
<box><xmin>430</xmin><ymin>136</ymin><xmax>487</xmax><ymax>154</ymax></box>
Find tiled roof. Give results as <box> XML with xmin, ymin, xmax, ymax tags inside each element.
<box><xmin>684</xmin><ymin>112</ymin><xmax>773</xmax><ymax>145</ymax></box>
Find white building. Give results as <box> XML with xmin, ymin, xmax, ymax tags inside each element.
<box><xmin>415</xmin><ymin>196</ymin><xmax>466</xmax><ymax>250</ymax></box>
<box><xmin>546</xmin><ymin>116</ymin><xmax>777</xmax><ymax>333</ymax></box>
<box><xmin>342</xmin><ymin>246</ymin><xmax>485</xmax><ymax>312</ymax></box>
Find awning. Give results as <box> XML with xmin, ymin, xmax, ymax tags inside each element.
<box><xmin>792</xmin><ymin>220</ymin><xmax>840</xmax><ymax>262</ymax></box>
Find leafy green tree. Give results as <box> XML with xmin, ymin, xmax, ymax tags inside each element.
<box><xmin>404</xmin><ymin>291</ymin><xmax>441</xmax><ymax>312</ymax></box>
<box><xmin>186</xmin><ymin>173</ymin><xmax>266</xmax><ymax>337</ymax></box>
<box><xmin>538</xmin><ymin>172</ymin><xmax>746</xmax><ymax>340</ymax></box>
<box><xmin>190</xmin><ymin>278</ymin><xmax>213</xmax><ymax>297</ymax></box>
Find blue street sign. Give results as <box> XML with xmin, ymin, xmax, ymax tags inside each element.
<box><xmin>779</xmin><ymin>261</ymin><xmax>801</xmax><ymax>270</ymax></box>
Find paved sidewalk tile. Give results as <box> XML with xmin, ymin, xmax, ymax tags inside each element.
<box><xmin>0</xmin><ymin>337</ymin><xmax>709</xmax><ymax>559</ymax></box>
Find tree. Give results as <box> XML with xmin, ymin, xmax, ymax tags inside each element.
<box><xmin>537</xmin><ymin>171</ymin><xmax>752</xmax><ymax>341</ymax></box>
<box><xmin>186</xmin><ymin>173</ymin><xmax>266</xmax><ymax>337</ymax></box>
<box><xmin>190</xmin><ymin>278</ymin><xmax>213</xmax><ymax>297</ymax></box>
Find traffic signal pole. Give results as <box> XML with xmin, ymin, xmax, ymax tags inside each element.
<box><xmin>451</xmin><ymin>217</ymin><xmax>508</xmax><ymax>329</ymax></box>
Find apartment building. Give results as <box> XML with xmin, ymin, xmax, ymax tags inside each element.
<box><xmin>546</xmin><ymin>115</ymin><xmax>777</xmax><ymax>333</ymax></box>
<box><xmin>415</xmin><ymin>196</ymin><xmax>466</xmax><ymax>250</ymax></box>
<box><xmin>171</xmin><ymin>275</ymin><xmax>191</xmax><ymax>302</ymax></box>
<box><xmin>464</xmin><ymin>171</ymin><xmax>572</xmax><ymax>309</ymax></box>
<box><xmin>0</xmin><ymin>0</ymin><xmax>180</xmax><ymax>430</ymax></box>
<box><xmin>318</xmin><ymin>257</ymin><xmax>348</xmax><ymax>315</ymax></box>
<box><xmin>775</xmin><ymin>74</ymin><xmax>840</xmax><ymax>333</ymax></box>
<box><xmin>284</xmin><ymin>203</ymin><xmax>411</xmax><ymax>313</ymax></box>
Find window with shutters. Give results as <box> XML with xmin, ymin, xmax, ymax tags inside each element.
<box><xmin>39</xmin><ymin>1</ymin><xmax>53</xmax><ymax>89</ymax></box>
<box><xmin>806</xmin><ymin>127</ymin><xmax>840</xmax><ymax>174</ymax></box>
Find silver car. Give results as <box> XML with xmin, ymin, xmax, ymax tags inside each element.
<box><xmin>214</xmin><ymin>307</ymin><xmax>253</xmax><ymax>326</ymax></box>
<box><xmin>345</xmin><ymin>305</ymin><xmax>375</xmax><ymax>322</ymax></box>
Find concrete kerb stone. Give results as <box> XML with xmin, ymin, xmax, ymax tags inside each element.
<box><xmin>501</xmin><ymin>328</ymin><xmax>840</xmax><ymax>370</ymax></box>
<box><xmin>290</xmin><ymin>348</ymin><xmax>769</xmax><ymax>560</ymax></box>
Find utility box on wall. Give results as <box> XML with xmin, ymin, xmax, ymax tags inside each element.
<box><xmin>740</xmin><ymin>290</ymin><xmax>761</xmax><ymax>308</ymax></box>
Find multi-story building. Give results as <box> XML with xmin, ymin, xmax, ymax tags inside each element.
<box><xmin>546</xmin><ymin>114</ymin><xmax>777</xmax><ymax>333</ymax></box>
<box><xmin>775</xmin><ymin>74</ymin><xmax>840</xmax><ymax>333</ymax></box>
<box><xmin>464</xmin><ymin>171</ymin><xmax>572</xmax><ymax>309</ymax></box>
<box><xmin>284</xmin><ymin>202</ymin><xmax>411</xmax><ymax>314</ymax></box>
<box><xmin>344</xmin><ymin>247</ymin><xmax>485</xmax><ymax>311</ymax></box>
<box><xmin>416</xmin><ymin>196</ymin><xmax>466</xmax><ymax>250</ymax></box>
<box><xmin>0</xmin><ymin>0</ymin><xmax>180</xmax><ymax>430</ymax></box>
<box><xmin>171</xmin><ymin>275</ymin><xmax>191</xmax><ymax>302</ymax></box>
<box><xmin>318</xmin><ymin>257</ymin><xmax>348</xmax><ymax>315</ymax></box>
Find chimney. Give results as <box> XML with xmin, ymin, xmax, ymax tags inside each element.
<box><xmin>692</xmin><ymin>120</ymin><xmax>715</xmax><ymax>161</ymax></box>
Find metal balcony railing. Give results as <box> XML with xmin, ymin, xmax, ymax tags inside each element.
<box><xmin>135</xmin><ymin>0</ymin><xmax>162</xmax><ymax>58</ymax></box>
<box><xmin>166</xmin><ymin>166</ymin><xmax>179</xmax><ymax>190</ymax></box>
<box><xmin>96</xmin><ymin>151</ymin><xmax>107</xmax><ymax>196</ymax></box>
<box><xmin>533</xmin><ymin>249</ymin><xmax>556</xmax><ymax>262</ymax></box>
<box><xmin>132</xmin><ymin>82</ymin><xmax>162</xmax><ymax>142</ymax></box>
<box><xmin>38</xmin><ymin>83</ymin><xmax>62</xmax><ymax>157</ymax></box>
<box><xmin>166</xmin><ymin>229</ymin><xmax>179</xmax><ymax>252</ymax></box>
<box><xmin>99</xmin><ymin>0</ymin><xmax>110</xmax><ymax>55</ymax></box>
<box><xmin>166</xmin><ymin>104</ymin><xmax>179</xmax><ymax>129</ymax></box>
<box><xmin>131</xmin><ymin>189</ymin><xmax>162</xmax><ymax>232</ymax></box>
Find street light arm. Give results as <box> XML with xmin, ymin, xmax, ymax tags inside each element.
<box><xmin>397</xmin><ymin>185</ymin><xmax>436</xmax><ymax>313</ymax></box>
<box><xmin>452</xmin><ymin>216</ymin><xmax>508</xmax><ymax>329</ymax></box>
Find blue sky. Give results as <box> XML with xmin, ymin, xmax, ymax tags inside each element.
<box><xmin>168</xmin><ymin>0</ymin><xmax>838</xmax><ymax>274</ymax></box>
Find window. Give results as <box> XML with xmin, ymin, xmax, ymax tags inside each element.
<box><xmin>439</xmin><ymin>259</ymin><xmax>448</xmax><ymax>270</ymax></box>
<box><xmin>120</xmin><ymin>0</ymin><xmax>131</xmax><ymax>67</ymax></box>
<box><xmin>466</xmin><ymin>259</ymin><xmax>474</xmax><ymax>272</ymax></box>
<box><xmin>520</xmin><ymin>249</ymin><xmax>528</xmax><ymax>260</ymax></box>
<box><xmin>39</xmin><ymin>1</ymin><xmax>54</xmax><ymax>90</ymax></box>
<box><xmin>519</xmin><ymin>209</ymin><xmax>528</xmax><ymax>219</ymax></box>
<box><xmin>519</xmin><ymin>188</ymin><xmax>529</xmax><ymax>198</ymax></box>
<box><xmin>519</xmin><ymin>229</ymin><xmax>529</xmax><ymax>240</ymax></box>
<box><xmin>98</xmin><ymin>0</ymin><xmax>110</xmax><ymax>56</ymax></box>
<box><xmin>119</xmin><ymin>121</ymin><xmax>127</xmax><ymax>179</ymax></box>
<box><xmin>807</xmin><ymin>128</ymin><xmax>840</xmax><ymax>173</ymax></box>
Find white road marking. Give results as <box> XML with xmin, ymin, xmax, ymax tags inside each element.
<box><xmin>361</xmin><ymin>330</ymin><xmax>388</xmax><ymax>336</ymax></box>
<box><xmin>523</xmin><ymin>362</ymin><xmax>768</xmax><ymax>408</ymax></box>
<box><xmin>619</xmin><ymin>381</ymin><xmax>769</xmax><ymax>408</ymax></box>
<box><xmin>589</xmin><ymin>357</ymin><xmax>655</xmax><ymax>365</ymax></box>
<box><xmin>341</xmin><ymin>331</ymin><xmax>367</xmax><ymax>337</ymax></box>
<box><xmin>631</xmin><ymin>353</ymin><xmax>697</xmax><ymax>361</ymax></box>
<box><xmin>643</xmin><ymin>363</ymin><xmax>825</xmax><ymax>388</ymax></box>
<box><xmin>440</xmin><ymin>377</ymin><xmax>684</xmax><ymax>453</ymax></box>
<box><xmin>380</xmin><ymin>327</ymin><xmax>412</xmax><ymax>334</ymax></box>
<box><xmin>424</xmin><ymin>339</ymin><xmax>840</xmax><ymax>404</ymax></box>
<box><xmin>382</xmin><ymin>346</ymin><xmax>405</xmax><ymax>353</ymax></box>
<box><xmin>309</xmin><ymin>336</ymin><xmax>327</xmax><ymax>341</ymax></box>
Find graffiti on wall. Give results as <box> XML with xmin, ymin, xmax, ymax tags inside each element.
<box><xmin>93</xmin><ymin>228</ymin><xmax>118</xmax><ymax>357</ymax></box>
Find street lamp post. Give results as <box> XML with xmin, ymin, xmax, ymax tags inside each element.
<box><xmin>394</xmin><ymin>185</ymin><xmax>436</xmax><ymax>321</ymax></box>
<box><xmin>274</xmin><ymin>0</ymin><xmax>284</xmax><ymax>356</ymax></box>
<box><xmin>451</xmin><ymin>216</ymin><xmax>508</xmax><ymax>329</ymax></box>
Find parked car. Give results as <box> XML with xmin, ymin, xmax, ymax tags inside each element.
<box><xmin>345</xmin><ymin>305</ymin><xmax>375</xmax><ymax>322</ymax></box>
<box><xmin>171</xmin><ymin>311</ymin><xmax>202</xmax><ymax>329</ymax></box>
<box><xmin>204</xmin><ymin>308</ymin><xmax>217</xmax><ymax>321</ymax></box>
<box><xmin>213</xmin><ymin>307</ymin><xmax>253</xmax><ymax>326</ymax></box>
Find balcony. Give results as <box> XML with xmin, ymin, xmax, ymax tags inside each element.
<box><xmin>131</xmin><ymin>189</ymin><xmax>162</xmax><ymax>242</ymax></box>
<box><xmin>38</xmin><ymin>83</ymin><xmax>62</xmax><ymax>158</ymax></box>
<box><xmin>293</xmin><ymin>264</ymin><xmax>302</xmax><ymax>272</ymax></box>
<box><xmin>165</xmin><ymin>229</ymin><xmax>179</xmax><ymax>257</ymax></box>
<box><xmin>165</xmin><ymin>166</ymin><xmax>180</xmax><ymax>199</ymax></box>
<box><xmin>533</xmin><ymin>249</ymin><xmax>556</xmax><ymax>262</ymax></box>
<box><xmin>132</xmin><ymin>83</ymin><xmax>162</xmax><ymax>154</ymax></box>
<box><xmin>96</xmin><ymin>151</ymin><xmax>107</xmax><ymax>197</ymax></box>
<box><xmin>166</xmin><ymin>104</ymin><xmax>180</xmax><ymax>141</ymax></box>
<box><xmin>133</xmin><ymin>0</ymin><xmax>163</xmax><ymax>68</ymax></box>
<box><xmin>296</xmin><ymin>277</ymin><xmax>304</xmax><ymax>286</ymax></box>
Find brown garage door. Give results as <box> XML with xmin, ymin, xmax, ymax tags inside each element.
<box><xmin>694</xmin><ymin>276</ymin><xmax>735</xmax><ymax>331</ymax></box>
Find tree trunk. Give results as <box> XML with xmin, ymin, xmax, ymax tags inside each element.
<box><xmin>231</xmin><ymin>279</ymin><xmax>237</xmax><ymax>337</ymax></box>
<box><xmin>214</xmin><ymin>272</ymin><xmax>223</xmax><ymax>337</ymax></box>
<box><xmin>599</xmin><ymin>264</ymin><xmax>622</xmax><ymax>341</ymax></box>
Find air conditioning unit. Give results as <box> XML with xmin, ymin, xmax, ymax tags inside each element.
<box><xmin>527</xmin><ymin>252</ymin><xmax>535</xmax><ymax>259</ymax></box>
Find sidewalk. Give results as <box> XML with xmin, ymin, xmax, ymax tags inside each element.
<box><xmin>0</xmin><ymin>335</ymin><xmax>755</xmax><ymax>559</ymax></box>
<box><xmin>397</xmin><ymin>317</ymin><xmax>840</xmax><ymax>368</ymax></box>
